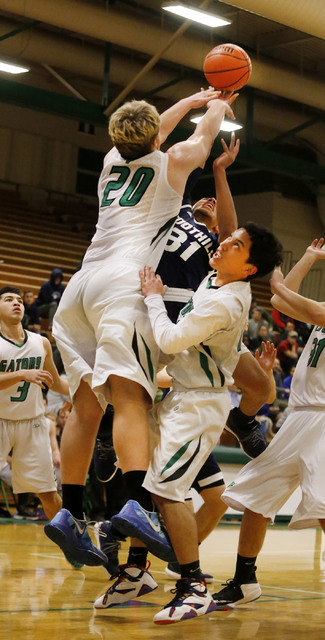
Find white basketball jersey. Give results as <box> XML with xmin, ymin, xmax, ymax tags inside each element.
<box><xmin>289</xmin><ymin>325</ymin><xmax>325</xmax><ymax>409</ymax></box>
<box><xmin>83</xmin><ymin>148</ymin><xmax>182</xmax><ymax>270</ymax></box>
<box><xmin>0</xmin><ymin>331</ymin><xmax>45</xmax><ymax>420</ymax></box>
<box><xmin>146</xmin><ymin>273</ymin><xmax>251</xmax><ymax>390</ymax></box>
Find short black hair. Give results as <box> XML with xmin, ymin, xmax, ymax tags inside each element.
<box><xmin>0</xmin><ymin>286</ymin><xmax>22</xmax><ymax>299</ymax></box>
<box><xmin>242</xmin><ymin>222</ymin><xmax>283</xmax><ymax>281</ymax></box>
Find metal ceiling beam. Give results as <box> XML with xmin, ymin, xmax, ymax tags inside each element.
<box><xmin>0</xmin><ymin>19</ymin><xmax>41</xmax><ymax>42</ymax></box>
<box><xmin>103</xmin><ymin>0</ymin><xmax>212</xmax><ymax>115</ymax></box>
<box><xmin>42</xmin><ymin>64</ymin><xmax>88</xmax><ymax>101</ymax></box>
<box><xmin>265</xmin><ymin>116</ymin><xmax>322</xmax><ymax>147</ymax></box>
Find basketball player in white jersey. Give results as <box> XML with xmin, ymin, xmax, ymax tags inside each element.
<box><xmin>212</xmin><ymin>237</ymin><xmax>325</xmax><ymax>609</ymax></box>
<box><xmin>45</xmin><ymin>90</ymin><xmax>237</xmax><ymax>567</ymax></box>
<box><xmin>96</xmin><ymin>223</ymin><xmax>282</xmax><ymax>622</ymax></box>
<box><xmin>0</xmin><ymin>286</ymin><xmax>69</xmax><ymax>521</ymax></box>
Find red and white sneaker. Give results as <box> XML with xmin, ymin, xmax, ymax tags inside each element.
<box><xmin>154</xmin><ymin>577</ymin><xmax>216</xmax><ymax>624</ymax></box>
<box><xmin>94</xmin><ymin>562</ymin><xmax>158</xmax><ymax>609</ymax></box>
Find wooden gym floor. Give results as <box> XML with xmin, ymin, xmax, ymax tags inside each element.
<box><xmin>1</xmin><ymin>521</ymin><xmax>325</xmax><ymax>640</ymax></box>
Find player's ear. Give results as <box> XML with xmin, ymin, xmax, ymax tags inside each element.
<box><xmin>245</xmin><ymin>263</ymin><xmax>257</xmax><ymax>277</ymax></box>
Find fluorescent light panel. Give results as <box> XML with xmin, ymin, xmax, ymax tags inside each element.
<box><xmin>162</xmin><ymin>4</ymin><xmax>231</xmax><ymax>28</ymax></box>
<box><xmin>190</xmin><ymin>115</ymin><xmax>243</xmax><ymax>132</ymax></box>
<box><xmin>0</xmin><ymin>60</ymin><xmax>29</xmax><ymax>74</ymax></box>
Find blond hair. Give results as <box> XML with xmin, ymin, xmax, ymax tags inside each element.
<box><xmin>109</xmin><ymin>100</ymin><xmax>160</xmax><ymax>159</ymax></box>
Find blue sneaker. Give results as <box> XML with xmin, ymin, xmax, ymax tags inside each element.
<box><xmin>111</xmin><ymin>500</ymin><xmax>176</xmax><ymax>563</ymax></box>
<box><xmin>44</xmin><ymin>508</ymin><xmax>107</xmax><ymax>566</ymax></box>
<box><xmin>94</xmin><ymin>521</ymin><xmax>123</xmax><ymax>578</ymax></box>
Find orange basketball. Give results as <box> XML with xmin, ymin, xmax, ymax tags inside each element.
<box><xmin>204</xmin><ymin>43</ymin><xmax>252</xmax><ymax>91</ymax></box>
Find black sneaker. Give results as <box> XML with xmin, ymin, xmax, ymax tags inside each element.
<box><xmin>94</xmin><ymin>520</ymin><xmax>123</xmax><ymax>578</ymax></box>
<box><xmin>93</xmin><ymin>439</ymin><xmax>118</xmax><ymax>483</ymax></box>
<box><xmin>212</xmin><ymin>577</ymin><xmax>261</xmax><ymax>609</ymax></box>
<box><xmin>225</xmin><ymin>408</ymin><xmax>267</xmax><ymax>458</ymax></box>
<box><xmin>165</xmin><ymin>561</ymin><xmax>214</xmax><ymax>584</ymax></box>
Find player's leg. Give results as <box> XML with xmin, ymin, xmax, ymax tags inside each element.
<box><xmin>212</xmin><ymin>508</ymin><xmax>266</xmax><ymax>608</ymax></box>
<box><xmin>44</xmin><ymin>381</ymin><xmax>107</xmax><ymax>567</ymax></box>
<box><xmin>94</xmin><ymin>374</ymin><xmax>159</xmax><ymax>610</ymax></box>
<box><xmin>196</xmin><ymin>484</ymin><xmax>227</xmax><ymax>541</ymax></box>
<box><xmin>165</xmin><ymin>454</ymin><xmax>227</xmax><ymax>582</ymax></box>
<box><xmin>60</xmin><ymin>379</ymin><xmax>103</xmax><ymax>494</ymax></box>
<box><xmin>37</xmin><ymin>490</ymin><xmax>62</xmax><ymax>520</ymax></box>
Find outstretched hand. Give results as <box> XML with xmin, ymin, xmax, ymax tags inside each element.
<box><xmin>255</xmin><ymin>341</ymin><xmax>277</xmax><ymax>374</ymax></box>
<box><xmin>188</xmin><ymin>87</ymin><xmax>223</xmax><ymax>109</ymax></box>
<box><xmin>140</xmin><ymin>266</ymin><xmax>166</xmax><ymax>298</ymax></box>
<box><xmin>305</xmin><ymin>238</ymin><xmax>325</xmax><ymax>261</ymax></box>
<box><xmin>213</xmin><ymin>132</ymin><xmax>240</xmax><ymax>170</ymax></box>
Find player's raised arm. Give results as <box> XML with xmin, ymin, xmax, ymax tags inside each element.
<box><xmin>213</xmin><ymin>132</ymin><xmax>240</xmax><ymax>241</ymax></box>
<box><xmin>167</xmin><ymin>95</ymin><xmax>237</xmax><ymax>196</ymax></box>
<box><xmin>270</xmin><ymin>239</ymin><xmax>325</xmax><ymax>325</ymax></box>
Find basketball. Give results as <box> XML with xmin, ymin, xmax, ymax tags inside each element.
<box><xmin>204</xmin><ymin>43</ymin><xmax>252</xmax><ymax>91</ymax></box>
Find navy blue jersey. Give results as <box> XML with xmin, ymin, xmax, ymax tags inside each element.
<box><xmin>156</xmin><ymin>204</ymin><xmax>219</xmax><ymax>322</ymax></box>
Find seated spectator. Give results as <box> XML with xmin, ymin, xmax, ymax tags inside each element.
<box><xmin>36</xmin><ymin>268</ymin><xmax>65</xmax><ymax>330</ymax></box>
<box><xmin>277</xmin><ymin>330</ymin><xmax>300</xmax><ymax>374</ymax></box>
<box><xmin>249</xmin><ymin>299</ymin><xmax>273</xmax><ymax>326</ymax></box>
<box><xmin>249</xmin><ymin>324</ymin><xmax>274</xmax><ymax>353</ymax></box>
<box><xmin>247</xmin><ymin>307</ymin><xmax>270</xmax><ymax>343</ymax></box>
<box><xmin>22</xmin><ymin>290</ymin><xmax>40</xmax><ymax>333</ymax></box>
<box><xmin>271</xmin><ymin>308</ymin><xmax>294</xmax><ymax>333</ymax></box>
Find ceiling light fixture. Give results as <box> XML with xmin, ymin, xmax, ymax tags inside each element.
<box><xmin>162</xmin><ymin>3</ymin><xmax>231</xmax><ymax>28</ymax></box>
<box><xmin>0</xmin><ymin>60</ymin><xmax>29</xmax><ymax>75</ymax></box>
<box><xmin>190</xmin><ymin>115</ymin><xmax>243</xmax><ymax>132</ymax></box>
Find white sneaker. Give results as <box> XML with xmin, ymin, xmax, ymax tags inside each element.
<box><xmin>154</xmin><ymin>578</ymin><xmax>216</xmax><ymax>624</ymax></box>
<box><xmin>94</xmin><ymin>563</ymin><xmax>158</xmax><ymax>609</ymax></box>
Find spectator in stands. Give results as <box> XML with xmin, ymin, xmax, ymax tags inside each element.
<box><xmin>277</xmin><ymin>330</ymin><xmax>300</xmax><ymax>374</ymax></box>
<box><xmin>22</xmin><ymin>290</ymin><xmax>40</xmax><ymax>333</ymax></box>
<box><xmin>249</xmin><ymin>324</ymin><xmax>273</xmax><ymax>353</ymax></box>
<box><xmin>271</xmin><ymin>308</ymin><xmax>294</xmax><ymax>333</ymax></box>
<box><xmin>247</xmin><ymin>307</ymin><xmax>270</xmax><ymax>345</ymax></box>
<box><xmin>249</xmin><ymin>298</ymin><xmax>273</xmax><ymax>327</ymax></box>
<box><xmin>36</xmin><ymin>268</ymin><xmax>65</xmax><ymax>331</ymax></box>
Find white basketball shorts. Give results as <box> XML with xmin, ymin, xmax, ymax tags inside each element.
<box><xmin>222</xmin><ymin>407</ymin><xmax>325</xmax><ymax>529</ymax></box>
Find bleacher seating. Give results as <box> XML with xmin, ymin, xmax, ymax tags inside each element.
<box><xmin>0</xmin><ymin>187</ymin><xmax>96</xmax><ymax>294</ymax></box>
<box><xmin>0</xmin><ymin>185</ymin><xmax>274</xmax><ymax>312</ymax></box>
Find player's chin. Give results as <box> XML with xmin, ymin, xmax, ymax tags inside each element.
<box><xmin>209</xmin><ymin>256</ymin><xmax>219</xmax><ymax>269</ymax></box>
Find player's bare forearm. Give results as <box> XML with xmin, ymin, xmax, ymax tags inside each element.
<box><xmin>271</xmin><ymin>280</ymin><xmax>325</xmax><ymax>325</ymax></box>
<box><xmin>214</xmin><ymin>168</ymin><xmax>237</xmax><ymax>241</ymax></box>
<box><xmin>0</xmin><ymin>368</ymin><xmax>54</xmax><ymax>390</ymax></box>
<box><xmin>213</xmin><ymin>133</ymin><xmax>239</xmax><ymax>240</ymax></box>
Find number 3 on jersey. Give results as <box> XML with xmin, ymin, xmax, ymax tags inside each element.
<box><xmin>101</xmin><ymin>165</ymin><xmax>154</xmax><ymax>207</ymax></box>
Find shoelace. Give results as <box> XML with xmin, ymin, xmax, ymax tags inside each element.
<box><xmin>167</xmin><ymin>578</ymin><xmax>205</xmax><ymax>606</ymax></box>
<box><xmin>97</xmin><ymin>525</ymin><xmax>121</xmax><ymax>553</ymax></box>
